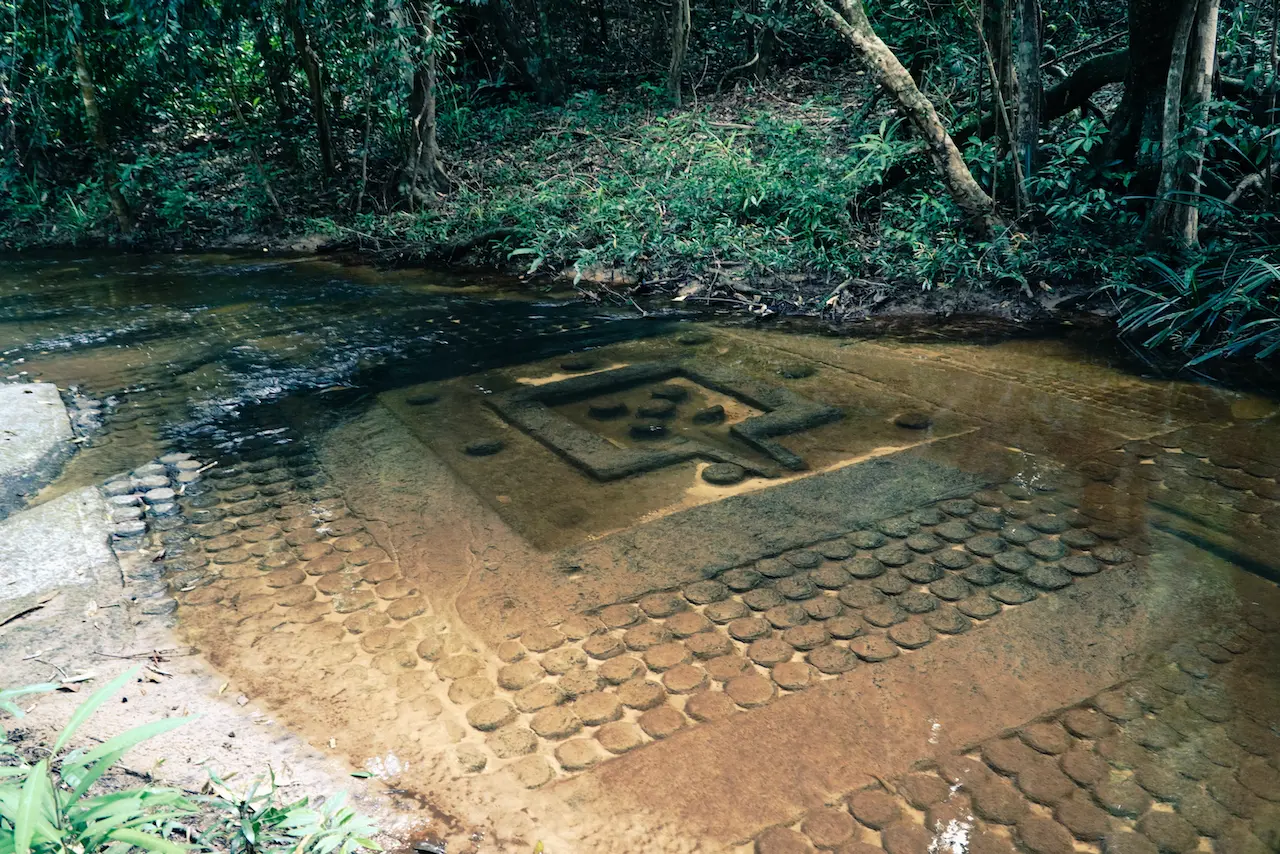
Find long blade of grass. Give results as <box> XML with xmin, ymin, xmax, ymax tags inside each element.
<box><xmin>106</xmin><ymin>828</ymin><xmax>188</xmax><ymax>854</ymax></box>
<box><xmin>14</xmin><ymin>759</ymin><xmax>49</xmax><ymax>854</ymax></box>
<box><xmin>53</xmin><ymin>666</ymin><xmax>140</xmax><ymax>754</ymax></box>
<box><xmin>0</xmin><ymin>684</ymin><xmax>60</xmax><ymax>718</ymax></box>
<box><xmin>64</xmin><ymin>716</ymin><xmax>195</xmax><ymax>799</ymax></box>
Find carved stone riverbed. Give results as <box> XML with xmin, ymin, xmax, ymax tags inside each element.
<box><xmin>3</xmin><ymin>254</ymin><xmax>1279</xmax><ymax>854</ymax></box>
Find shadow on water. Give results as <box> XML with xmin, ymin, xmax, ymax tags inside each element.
<box><xmin>0</xmin><ymin>252</ymin><xmax>683</xmax><ymax>456</ymax></box>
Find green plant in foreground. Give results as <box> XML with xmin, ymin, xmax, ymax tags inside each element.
<box><xmin>1107</xmin><ymin>251</ymin><xmax>1280</xmax><ymax>366</ymax></box>
<box><xmin>197</xmin><ymin>774</ymin><xmax>380</xmax><ymax>854</ymax></box>
<box><xmin>1</xmin><ymin>670</ymin><xmax>380</xmax><ymax>854</ymax></box>
<box><xmin>1</xmin><ymin>668</ymin><xmax>196</xmax><ymax>854</ymax></box>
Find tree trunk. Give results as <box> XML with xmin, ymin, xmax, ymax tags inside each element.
<box><xmin>70</xmin><ymin>40</ymin><xmax>134</xmax><ymax>234</ymax></box>
<box><xmin>284</xmin><ymin>0</ymin><xmax>337</xmax><ymax>176</ymax></box>
<box><xmin>1268</xmin><ymin>0</ymin><xmax>1278</xmax><ymax>201</ymax></box>
<box><xmin>404</xmin><ymin>0</ymin><xmax>451</xmax><ymax>201</ymax></box>
<box><xmin>746</xmin><ymin>0</ymin><xmax>776</xmax><ymax>79</ymax></box>
<box><xmin>756</xmin><ymin>24</ymin><xmax>775</xmax><ymax>79</ymax></box>
<box><xmin>485</xmin><ymin>0</ymin><xmax>564</xmax><ymax>103</ymax></box>
<box><xmin>669</xmin><ymin>0</ymin><xmax>692</xmax><ymax>102</ymax></box>
<box><xmin>983</xmin><ymin>0</ymin><xmax>1014</xmax><ymax>142</ymax></box>
<box><xmin>594</xmin><ymin>0</ymin><xmax>608</xmax><ymax>48</ymax></box>
<box><xmin>0</xmin><ymin>76</ymin><xmax>16</xmax><ymax>158</ymax></box>
<box><xmin>974</xmin><ymin>0</ymin><xmax>1017</xmax><ymax>207</ymax></box>
<box><xmin>1173</xmin><ymin>0</ymin><xmax>1219</xmax><ymax>249</ymax></box>
<box><xmin>254</xmin><ymin>19</ymin><xmax>295</xmax><ymax>123</ymax></box>
<box><xmin>812</xmin><ymin>0</ymin><xmax>1002</xmax><ymax>234</ymax></box>
<box><xmin>1145</xmin><ymin>0</ymin><xmax>1197</xmax><ymax>247</ymax></box>
<box><xmin>1014</xmin><ymin>0</ymin><xmax>1042</xmax><ymax>188</ymax></box>
<box><xmin>1107</xmin><ymin>0</ymin><xmax>1186</xmax><ymax>185</ymax></box>
<box><xmin>225</xmin><ymin>54</ymin><xmax>286</xmax><ymax>218</ymax></box>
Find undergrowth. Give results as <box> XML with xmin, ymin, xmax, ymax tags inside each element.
<box><xmin>5</xmin><ymin>74</ymin><xmax>1274</xmax><ymax>370</ymax></box>
<box><xmin>1107</xmin><ymin>251</ymin><xmax>1280</xmax><ymax>365</ymax></box>
<box><xmin>5</xmin><ymin>78</ymin><xmax>1144</xmax><ymax>295</ymax></box>
<box><xmin>0</xmin><ymin>669</ymin><xmax>380</xmax><ymax>854</ymax></box>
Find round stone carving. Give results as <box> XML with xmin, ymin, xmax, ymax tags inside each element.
<box><xmin>848</xmin><ymin>790</ymin><xmax>901</xmax><ymax>829</ymax></box>
<box><xmin>703</xmin><ymin>463</ymin><xmax>747</xmax><ymax>485</ymax></box>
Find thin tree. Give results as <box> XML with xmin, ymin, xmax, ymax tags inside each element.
<box><xmin>1145</xmin><ymin>0</ymin><xmax>1197</xmax><ymax>247</ymax></box>
<box><xmin>483</xmin><ymin>0</ymin><xmax>564</xmax><ymax>103</ymax></box>
<box><xmin>70</xmin><ymin>34</ymin><xmax>134</xmax><ymax>233</ymax></box>
<box><xmin>284</xmin><ymin>0</ymin><xmax>338</xmax><ymax>176</ymax></box>
<box><xmin>1014</xmin><ymin>0</ymin><xmax>1042</xmax><ymax>195</ymax></box>
<box><xmin>1174</xmin><ymin>0</ymin><xmax>1220</xmax><ymax>248</ymax></box>
<box><xmin>404</xmin><ymin>0</ymin><xmax>451</xmax><ymax>201</ymax></box>
<box><xmin>669</xmin><ymin>0</ymin><xmax>692</xmax><ymax>102</ymax></box>
<box><xmin>252</xmin><ymin>8</ymin><xmax>296</xmax><ymax>124</ymax></box>
<box><xmin>811</xmin><ymin>0</ymin><xmax>1002</xmax><ymax>234</ymax></box>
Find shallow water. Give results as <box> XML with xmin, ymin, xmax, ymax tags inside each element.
<box><xmin>5</xmin><ymin>254</ymin><xmax>1280</xmax><ymax>854</ymax></box>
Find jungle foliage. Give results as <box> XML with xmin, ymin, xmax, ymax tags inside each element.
<box><xmin>1</xmin><ymin>0</ymin><xmax>1277</xmax><ymax>360</ymax></box>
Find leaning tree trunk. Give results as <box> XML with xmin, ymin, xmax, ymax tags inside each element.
<box><xmin>71</xmin><ymin>39</ymin><xmax>134</xmax><ymax>233</ymax></box>
<box><xmin>1145</xmin><ymin>0</ymin><xmax>1197</xmax><ymax>247</ymax></box>
<box><xmin>669</xmin><ymin>0</ymin><xmax>692</xmax><ymax>102</ymax></box>
<box><xmin>812</xmin><ymin>0</ymin><xmax>1003</xmax><ymax>235</ymax></box>
<box><xmin>1174</xmin><ymin>0</ymin><xmax>1220</xmax><ymax>249</ymax></box>
<box><xmin>284</xmin><ymin>0</ymin><xmax>337</xmax><ymax>176</ymax></box>
<box><xmin>404</xmin><ymin>0</ymin><xmax>451</xmax><ymax>201</ymax></box>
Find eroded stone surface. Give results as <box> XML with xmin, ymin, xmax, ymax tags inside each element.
<box><xmin>0</xmin><ymin>487</ymin><xmax>115</xmax><ymax>602</ymax></box>
<box><xmin>0</xmin><ymin>383</ymin><xmax>74</xmax><ymax>519</ymax></box>
<box><xmin>25</xmin><ymin>303</ymin><xmax>1278</xmax><ymax>854</ymax></box>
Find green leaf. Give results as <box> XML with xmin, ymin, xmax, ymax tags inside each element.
<box><xmin>14</xmin><ymin>759</ymin><xmax>48</xmax><ymax>854</ymax></box>
<box><xmin>64</xmin><ymin>716</ymin><xmax>195</xmax><ymax>799</ymax></box>
<box><xmin>106</xmin><ymin>828</ymin><xmax>188</xmax><ymax>854</ymax></box>
<box><xmin>54</xmin><ymin>667</ymin><xmax>141</xmax><ymax>754</ymax></box>
<box><xmin>0</xmin><ymin>684</ymin><xmax>59</xmax><ymax>717</ymax></box>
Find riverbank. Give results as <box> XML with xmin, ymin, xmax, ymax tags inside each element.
<box><xmin>1</xmin><ymin>70</ymin><xmax>1131</xmax><ymax>330</ymax></box>
<box><xmin>0</xmin><ymin>383</ymin><xmax>416</xmax><ymax>851</ymax></box>
<box><xmin>2</xmin><ymin>236</ymin><xmax>1102</xmax><ymax>331</ymax></box>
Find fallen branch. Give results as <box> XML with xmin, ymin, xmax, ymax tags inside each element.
<box><xmin>714</xmin><ymin>51</ymin><xmax>760</xmax><ymax>94</ymax></box>
<box><xmin>1</xmin><ymin>592</ymin><xmax>58</xmax><ymax>627</ymax></box>
<box><xmin>1045</xmin><ymin>30</ymin><xmax>1125</xmax><ymax>69</ymax></box>
<box><xmin>1223</xmin><ymin>161</ymin><xmax>1280</xmax><ymax>207</ymax></box>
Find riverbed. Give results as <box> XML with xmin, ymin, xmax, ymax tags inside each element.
<box><xmin>3</xmin><ymin>253</ymin><xmax>1280</xmax><ymax>854</ymax></box>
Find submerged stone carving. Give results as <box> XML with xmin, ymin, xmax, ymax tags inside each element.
<box><xmin>486</xmin><ymin>360</ymin><xmax>843</xmax><ymax>481</ymax></box>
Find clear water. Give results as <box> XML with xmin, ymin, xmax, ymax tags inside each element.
<box><xmin>4</xmin><ymin>254</ymin><xmax>1280</xmax><ymax>854</ymax></box>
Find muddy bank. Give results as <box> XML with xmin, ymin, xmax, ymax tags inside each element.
<box><xmin>2</xmin><ymin>233</ymin><xmax>1103</xmax><ymax>327</ymax></box>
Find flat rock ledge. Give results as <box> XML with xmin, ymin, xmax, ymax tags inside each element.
<box><xmin>0</xmin><ymin>382</ymin><xmax>74</xmax><ymax>520</ymax></box>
